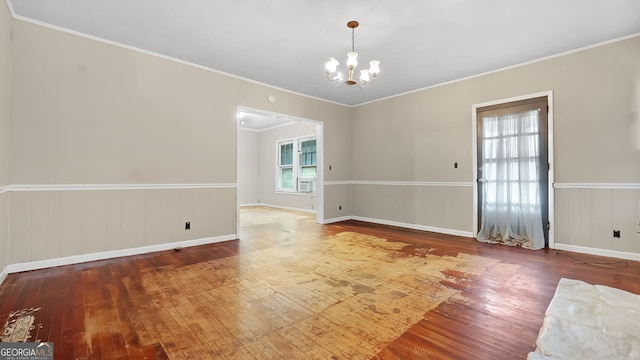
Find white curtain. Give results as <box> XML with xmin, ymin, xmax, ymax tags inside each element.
<box><xmin>477</xmin><ymin>109</ymin><xmax>545</xmax><ymax>250</ymax></box>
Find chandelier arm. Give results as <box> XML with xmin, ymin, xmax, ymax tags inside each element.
<box><xmin>357</xmin><ymin>74</ymin><xmax>376</xmax><ymax>89</ymax></box>
<box><xmin>326</xmin><ymin>72</ymin><xmax>346</xmax><ymax>87</ymax></box>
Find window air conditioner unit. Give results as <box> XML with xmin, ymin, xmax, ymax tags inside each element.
<box><xmin>298</xmin><ymin>179</ymin><xmax>312</xmax><ymax>193</ymax></box>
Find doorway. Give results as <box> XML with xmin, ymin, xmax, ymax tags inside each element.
<box><xmin>472</xmin><ymin>92</ymin><xmax>554</xmax><ymax>249</ymax></box>
<box><xmin>236</xmin><ymin>106</ymin><xmax>324</xmax><ymax>238</ymax></box>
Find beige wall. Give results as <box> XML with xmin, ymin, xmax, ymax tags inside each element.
<box><xmin>238</xmin><ymin>129</ymin><xmax>259</xmax><ymax>205</ymax></box>
<box><xmin>0</xmin><ymin>0</ymin><xmax>11</xmax><ymax>272</ymax></box>
<box><xmin>352</xmin><ymin>36</ymin><xmax>640</xmax><ymax>254</ymax></box>
<box><xmin>323</xmin><ymin>184</ymin><xmax>351</xmax><ymax>221</ymax></box>
<box><xmin>323</xmin><ymin>100</ymin><xmax>353</xmax><ymax>221</ymax></box>
<box><xmin>353</xmin><ymin>37</ymin><xmax>640</xmax><ymax>183</ymax></box>
<box><xmin>0</xmin><ymin>0</ymin><xmax>9</xmax><ymax>187</ymax></box>
<box><xmin>256</xmin><ymin>122</ymin><xmax>318</xmax><ymax>211</ymax></box>
<box><xmin>3</xmin><ymin>11</ymin><xmax>639</xmax><ymax>271</ymax></box>
<box><xmin>6</xmin><ymin>19</ymin><xmax>351</xmax><ymax>267</ymax></box>
<box><xmin>0</xmin><ymin>192</ymin><xmax>6</xmax><ymax>272</ymax></box>
<box><xmin>10</xmin><ymin>20</ymin><xmax>352</xmax><ymax>186</ymax></box>
<box><xmin>11</xmin><ymin>21</ymin><xmax>235</xmax><ymax>185</ymax></box>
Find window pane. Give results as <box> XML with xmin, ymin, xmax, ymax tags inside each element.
<box><xmin>301</xmin><ymin>166</ymin><xmax>316</xmax><ymax>178</ymax></box>
<box><xmin>281</xmin><ymin>168</ymin><xmax>293</xmax><ymax>189</ymax></box>
<box><xmin>280</xmin><ymin>143</ymin><xmax>293</xmax><ymax>166</ymax></box>
<box><xmin>300</xmin><ymin>140</ymin><xmax>316</xmax><ymax>165</ymax></box>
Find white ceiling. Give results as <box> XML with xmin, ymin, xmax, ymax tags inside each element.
<box><xmin>8</xmin><ymin>0</ymin><xmax>640</xmax><ymax>109</ymax></box>
<box><xmin>237</xmin><ymin>110</ymin><xmax>297</xmax><ymax>132</ymax></box>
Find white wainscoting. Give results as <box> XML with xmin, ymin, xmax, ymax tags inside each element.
<box><xmin>4</xmin><ymin>234</ymin><xmax>236</xmax><ymax>275</ymax></box>
<box><xmin>0</xmin><ymin>267</ymin><xmax>8</xmax><ymax>287</ymax></box>
<box><xmin>324</xmin><ymin>181</ymin><xmax>474</xmax><ymax>237</ymax></box>
<box><xmin>3</xmin><ymin>182</ymin><xmax>638</xmax><ymax>284</ymax></box>
<box><xmin>326</xmin><ymin>181</ymin><xmax>640</xmax><ymax>261</ymax></box>
<box><xmin>554</xmin><ymin>183</ymin><xmax>640</xmax><ymax>261</ymax></box>
<box><xmin>4</xmin><ymin>184</ymin><xmax>237</xmax><ymax>277</ymax></box>
<box><xmin>351</xmin><ymin>215</ymin><xmax>474</xmax><ymax>238</ymax></box>
<box><xmin>0</xmin><ymin>191</ymin><xmax>7</xmax><ymax>285</ymax></box>
<box><xmin>245</xmin><ymin>203</ymin><xmax>317</xmax><ymax>214</ymax></box>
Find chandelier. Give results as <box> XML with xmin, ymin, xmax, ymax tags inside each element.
<box><xmin>325</xmin><ymin>21</ymin><xmax>380</xmax><ymax>88</ymax></box>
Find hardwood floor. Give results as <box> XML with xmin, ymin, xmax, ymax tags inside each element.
<box><xmin>1</xmin><ymin>206</ymin><xmax>639</xmax><ymax>359</ymax></box>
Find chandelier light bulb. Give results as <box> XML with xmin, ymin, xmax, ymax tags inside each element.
<box><xmin>360</xmin><ymin>69</ymin><xmax>370</xmax><ymax>83</ymax></box>
<box><xmin>369</xmin><ymin>60</ymin><xmax>380</xmax><ymax>76</ymax></box>
<box><xmin>346</xmin><ymin>52</ymin><xmax>358</xmax><ymax>68</ymax></box>
<box><xmin>325</xmin><ymin>57</ymin><xmax>339</xmax><ymax>73</ymax></box>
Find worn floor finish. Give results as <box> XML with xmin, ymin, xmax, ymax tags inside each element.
<box><xmin>1</xmin><ymin>206</ymin><xmax>639</xmax><ymax>359</ymax></box>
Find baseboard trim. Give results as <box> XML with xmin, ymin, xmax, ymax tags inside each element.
<box><xmin>324</xmin><ymin>215</ymin><xmax>473</xmax><ymax>238</ymax></box>
<box><xmin>322</xmin><ymin>216</ymin><xmax>352</xmax><ymax>224</ymax></box>
<box><xmin>0</xmin><ymin>266</ymin><xmax>9</xmax><ymax>286</ymax></box>
<box><xmin>554</xmin><ymin>243</ymin><xmax>640</xmax><ymax>262</ymax></box>
<box><xmin>3</xmin><ymin>234</ymin><xmax>237</xmax><ymax>277</ymax></box>
<box><xmin>256</xmin><ymin>203</ymin><xmax>317</xmax><ymax>214</ymax></box>
<box><xmin>352</xmin><ymin>216</ymin><xmax>474</xmax><ymax>238</ymax></box>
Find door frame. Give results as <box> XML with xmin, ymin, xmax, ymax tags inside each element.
<box><xmin>471</xmin><ymin>90</ymin><xmax>555</xmax><ymax>248</ymax></box>
<box><xmin>235</xmin><ymin>106</ymin><xmax>324</xmax><ymax>238</ymax></box>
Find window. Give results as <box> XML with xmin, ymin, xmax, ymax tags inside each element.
<box><xmin>276</xmin><ymin>136</ymin><xmax>317</xmax><ymax>192</ymax></box>
<box><xmin>278</xmin><ymin>141</ymin><xmax>294</xmax><ymax>191</ymax></box>
<box><xmin>299</xmin><ymin>139</ymin><xmax>317</xmax><ymax>179</ymax></box>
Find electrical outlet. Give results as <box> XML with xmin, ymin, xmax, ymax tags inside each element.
<box><xmin>613</xmin><ymin>230</ymin><xmax>620</xmax><ymax>238</ymax></box>
<box><xmin>339</xmin><ymin>205</ymin><xmax>342</xmax><ymax>210</ymax></box>
<box><xmin>454</xmin><ymin>162</ymin><xmax>458</xmax><ymax>169</ymax></box>
<box><xmin>185</xmin><ymin>222</ymin><xmax>191</xmax><ymax>230</ymax></box>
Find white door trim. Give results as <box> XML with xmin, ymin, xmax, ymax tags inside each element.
<box><xmin>471</xmin><ymin>90</ymin><xmax>555</xmax><ymax>248</ymax></box>
<box><xmin>236</xmin><ymin>106</ymin><xmax>324</xmax><ymax>237</ymax></box>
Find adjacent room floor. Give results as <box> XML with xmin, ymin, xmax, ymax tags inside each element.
<box><xmin>1</xmin><ymin>206</ymin><xmax>639</xmax><ymax>359</ymax></box>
